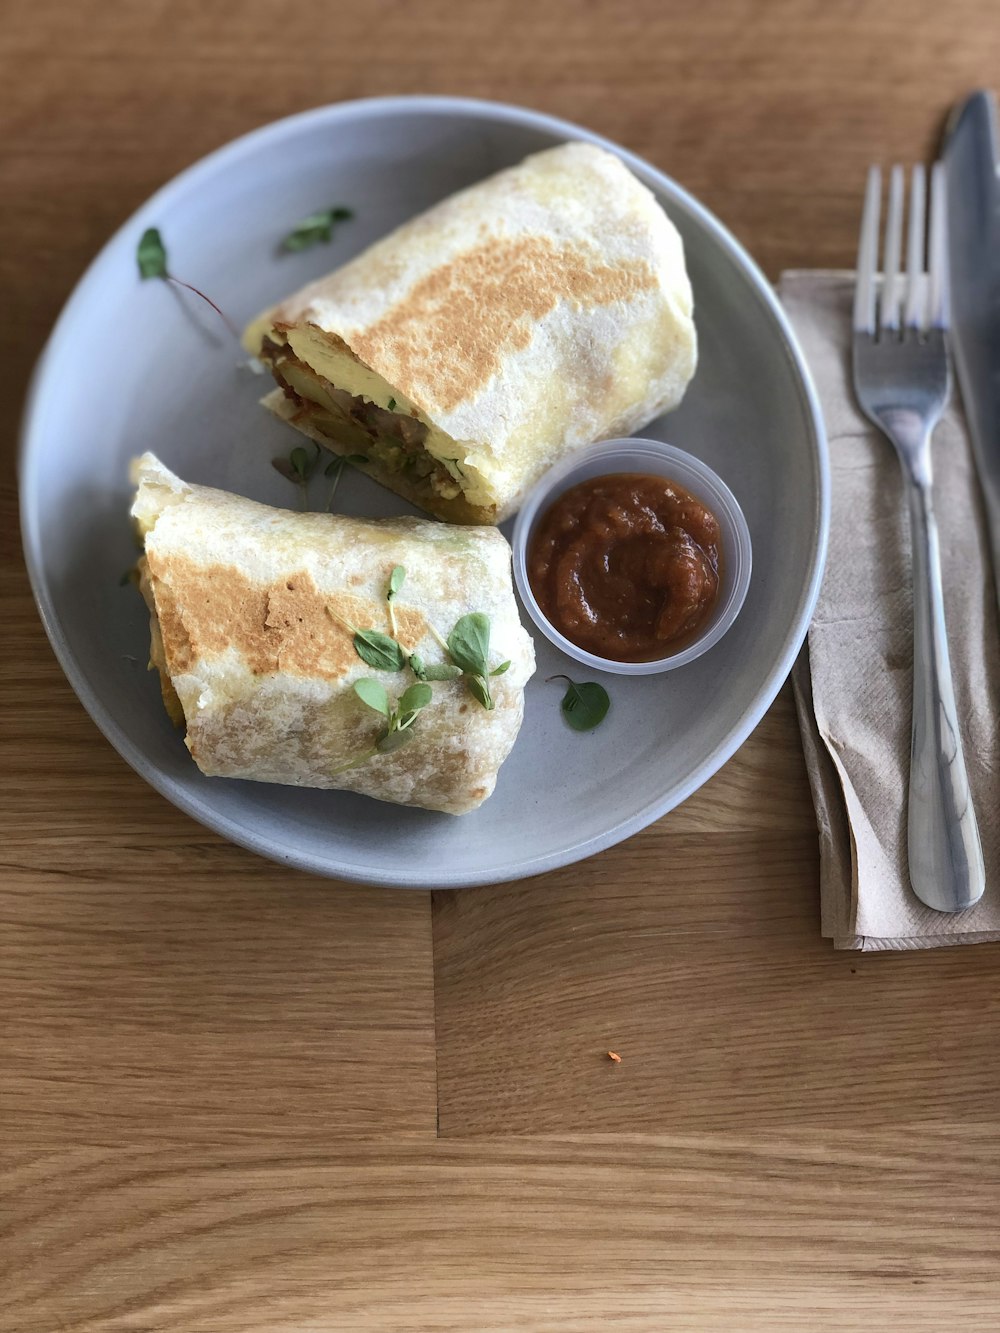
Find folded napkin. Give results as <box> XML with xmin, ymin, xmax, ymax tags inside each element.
<box><xmin>781</xmin><ymin>271</ymin><xmax>1000</xmax><ymax>950</ymax></box>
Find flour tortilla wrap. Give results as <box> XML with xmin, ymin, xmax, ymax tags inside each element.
<box><xmin>245</xmin><ymin>142</ymin><xmax>697</xmax><ymax>524</ymax></box>
<box><xmin>130</xmin><ymin>454</ymin><xmax>535</xmax><ymax>814</ymax></box>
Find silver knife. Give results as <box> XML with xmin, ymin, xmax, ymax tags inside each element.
<box><xmin>943</xmin><ymin>91</ymin><xmax>1000</xmax><ymax>609</ymax></box>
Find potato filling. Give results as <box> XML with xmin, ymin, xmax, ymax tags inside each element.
<box><xmin>260</xmin><ymin>337</ymin><xmax>471</xmax><ymax>505</ymax></box>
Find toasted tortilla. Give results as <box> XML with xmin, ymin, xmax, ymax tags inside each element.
<box><xmin>245</xmin><ymin>142</ymin><xmax>697</xmax><ymax>524</ymax></box>
<box><xmin>131</xmin><ymin>453</ymin><xmax>535</xmax><ymax>814</ymax></box>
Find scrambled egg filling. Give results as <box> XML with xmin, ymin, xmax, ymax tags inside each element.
<box><xmin>258</xmin><ymin>326</ymin><xmax>499</xmax><ymax>521</ymax></box>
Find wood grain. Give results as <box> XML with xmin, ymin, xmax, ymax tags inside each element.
<box><xmin>0</xmin><ymin>872</ymin><xmax>437</xmax><ymax>1145</ymax></box>
<box><xmin>5</xmin><ymin>0</ymin><xmax>1000</xmax><ymax>1327</ymax></box>
<box><xmin>2</xmin><ymin>569</ymin><xmax>437</xmax><ymax>1146</ymax></box>
<box><xmin>2</xmin><ymin>1134</ymin><xmax>1000</xmax><ymax>1332</ymax></box>
<box><xmin>433</xmin><ymin>828</ymin><xmax>1000</xmax><ymax>1135</ymax></box>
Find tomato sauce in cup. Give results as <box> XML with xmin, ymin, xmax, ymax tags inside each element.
<box><xmin>526</xmin><ymin>472</ymin><xmax>722</xmax><ymax>663</ymax></box>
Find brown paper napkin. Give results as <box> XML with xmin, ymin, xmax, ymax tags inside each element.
<box><xmin>780</xmin><ymin>271</ymin><xmax>1000</xmax><ymax>950</ymax></box>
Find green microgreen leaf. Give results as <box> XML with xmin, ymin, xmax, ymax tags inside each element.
<box><xmin>551</xmin><ymin>676</ymin><xmax>611</xmax><ymax>732</ymax></box>
<box><xmin>465</xmin><ymin>675</ymin><xmax>494</xmax><ymax>711</ymax></box>
<box><xmin>408</xmin><ymin>650</ymin><xmax>462</xmax><ymax>683</ymax></box>
<box><xmin>342</xmin><ymin>673</ymin><xmax>432</xmax><ymax>768</ymax></box>
<box><xmin>353</xmin><ymin>629</ymin><xmax>407</xmax><ymax>672</ymax></box>
<box><xmin>376</xmin><ymin>727</ymin><xmax>415</xmax><ymax>754</ymax></box>
<box><xmin>290</xmin><ymin>447</ymin><xmax>312</xmax><ymax>482</ymax></box>
<box><xmin>354</xmin><ymin>678</ymin><xmax>390</xmax><ymax>716</ymax></box>
<box><xmin>447</xmin><ymin>612</ymin><xmax>491</xmax><ymax>678</ymax></box>
<box><xmin>386</xmin><ymin>397</ymin><xmax>397</xmax><ymax>412</ymax></box>
<box><xmin>398</xmin><ymin>681</ymin><xmax>432</xmax><ymax>715</ymax></box>
<box><xmin>440</xmin><ymin>612</ymin><xmax>514</xmax><ymax>709</ymax></box>
<box><xmin>385</xmin><ymin>680</ymin><xmax>433</xmax><ymax>743</ymax></box>
<box><xmin>421</xmin><ymin>663</ymin><xmax>463</xmax><ymax>681</ymax></box>
<box><xmin>272</xmin><ymin>455</ymin><xmax>298</xmax><ymax>483</ymax></box>
<box><xmin>136</xmin><ymin>226</ymin><xmax>240</xmax><ymax>337</ymax></box>
<box><xmin>385</xmin><ymin>565</ymin><xmax>406</xmax><ymax>636</ymax></box>
<box><xmin>273</xmin><ymin>445</ymin><xmax>322</xmax><ymax>508</ymax></box>
<box><xmin>387</xmin><ymin>566</ymin><xmax>406</xmax><ymax>603</ymax></box>
<box><xmin>281</xmin><ymin>206</ymin><xmax>354</xmax><ymax>253</ymax></box>
<box><xmin>137</xmin><ymin>227</ymin><xmax>169</xmax><ymax>279</ymax></box>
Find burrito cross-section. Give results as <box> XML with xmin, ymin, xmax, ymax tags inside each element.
<box><xmin>244</xmin><ymin>142</ymin><xmax>697</xmax><ymax>524</ymax></box>
<box><xmin>130</xmin><ymin>453</ymin><xmax>536</xmax><ymax>814</ymax></box>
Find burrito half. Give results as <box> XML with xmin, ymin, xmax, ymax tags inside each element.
<box><xmin>131</xmin><ymin>453</ymin><xmax>535</xmax><ymax>814</ymax></box>
<box><xmin>245</xmin><ymin>142</ymin><xmax>697</xmax><ymax>524</ymax></box>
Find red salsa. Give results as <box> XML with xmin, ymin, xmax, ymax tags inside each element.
<box><xmin>527</xmin><ymin>472</ymin><xmax>722</xmax><ymax>662</ymax></box>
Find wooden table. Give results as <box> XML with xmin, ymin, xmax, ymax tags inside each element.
<box><xmin>4</xmin><ymin>2</ymin><xmax>1000</xmax><ymax>1328</ymax></box>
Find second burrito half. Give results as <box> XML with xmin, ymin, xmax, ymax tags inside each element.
<box><xmin>244</xmin><ymin>142</ymin><xmax>697</xmax><ymax>525</ymax></box>
<box><xmin>131</xmin><ymin>453</ymin><xmax>535</xmax><ymax>815</ymax></box>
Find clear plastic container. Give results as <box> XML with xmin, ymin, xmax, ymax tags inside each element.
<box><xmin>512</xmin><ymin>438</ymin><xmax>753</xmax><ymax>676</ymax></box>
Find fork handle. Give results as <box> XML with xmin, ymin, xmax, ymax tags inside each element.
<box><xmin>906</xmin><ymin>474</ymin><xmax>985</xmax><ymax>911</ymax></box>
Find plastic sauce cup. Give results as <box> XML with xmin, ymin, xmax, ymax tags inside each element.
<box><xmin>512</xmin><ymin>437</ymin><xmax>753</xmax><ymax>676</ymax></box>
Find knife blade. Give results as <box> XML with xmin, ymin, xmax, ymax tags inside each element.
<box><xmin>943</xmin><ymin>90</ymin><xmax>1000</xmax><ymax>610</ymax></box>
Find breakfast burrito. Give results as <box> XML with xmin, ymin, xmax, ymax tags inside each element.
<box><xmin>244</xmin><ymin>141</ymin><xmax>697</xmax><ymax>524</ymax></box>
<box><xmin>130</xmin><ymin>453</ymin><xmax>535</xmax><ymax>814</ymax></box>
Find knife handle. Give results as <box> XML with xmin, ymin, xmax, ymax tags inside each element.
<box><xmin>979</xmin><ymin>481</ymin><xmax>1000</xmax><ymax>625</ymax></box>
<box><xmin>906</xmin><ymin>474</ymin><xmax>986</xmax><ymax>910</ymax></box>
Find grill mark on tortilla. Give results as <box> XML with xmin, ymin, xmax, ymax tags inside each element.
<box><xmin>349</xmin><ymin>236</ymin><xmax>657</xmax><ymax>412</ymax></box>
<box><xmin>145</xmin><ymin>556</ymin><xmax>427</xmax><ymax>681</ymax></box>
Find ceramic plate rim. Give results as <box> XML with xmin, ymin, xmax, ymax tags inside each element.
<box><xmin>19</xmin><ymin>95</ymin><xmax>829</xmax><ymax>887</ymax></box>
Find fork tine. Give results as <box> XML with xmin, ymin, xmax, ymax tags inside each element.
<box><xmin>853</xmin><ymin>166</ymin><xmax>881</xmax><ymax>334</ymax></box>
<box><xmin>928</xmin><ymin>160</ymin><xmax>950</xmax><ymax>329</ymax></box>
<box><xmin>904</xmin><ymin>164</ymin><xmax>927</xmax><ymax>329</ymax></box>
<box><xmin>881</xmin><ymin>165</ymin><xmax>905</xmax><ymax>332</ymax></box>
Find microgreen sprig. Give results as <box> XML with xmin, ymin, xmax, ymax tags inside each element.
<box><xmin>324</xmin><ymin>453</ymin><xmax>368</xmax><ymax>511</ymax></box>
<box><xmin>331</xmin><ymin>678</ymin><xmax>433</xmax><ymax>775</ymax></box>
<box><xmin>409</xmin><ymin>654</ymin><xmax>462</xmax><ymax>682</ymax></box>
<box><xmin>326</xmin><ymin>608</ymin><xmax>408</xmax><ymax>672</ymax></box>
<box><xmin>281</xmin><ymin>206</ymin><xmax>354</xmax><ymax>253</ymax></box>
<box><xmin>445</xmin><ymin>613</ymin><xmax>510</xmax><ymax>711</ymax></box>
<box><xmin>272</xmin><ymin>444</ymin><xmax>322</xmax><ymax>509</ymax></box>
<box><xmin>548</xmin><ymin>675</ymin><xmax>611</xmax><ymax>732</ymax></box>
<box><xmin>328</xmin><ymin>586</ymin><xmax>510</xmax><ymax>709</ymax></box>
<box><xmin>386</xmin><ymin>565</ymin><xmax>406</xmax><ymax>636</ymax></box>
<box><xmin>136</xmin><ymin>227</ymin><xmax>241</xmax><ymax>339</ymax></box>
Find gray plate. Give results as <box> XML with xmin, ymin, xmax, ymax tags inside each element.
<box><xmin>19</xmin><ymin>97</ymin><xmax>829</xmax><ymax>888</ymax></box>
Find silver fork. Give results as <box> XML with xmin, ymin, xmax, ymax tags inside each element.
<box><xmin>852</xmin><ymin>162</ymin><xmax>984</xmax><ymax>912</ymax></box>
